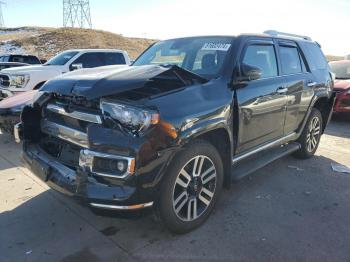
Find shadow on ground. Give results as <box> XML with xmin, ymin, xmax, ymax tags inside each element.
<box><xmin>2</xmin><ymin>151</ymin><xmax>350</xmax><ymax>261</ymax></box>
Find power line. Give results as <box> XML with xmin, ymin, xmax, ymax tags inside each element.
<box><xmin>0</xmin><ymin>1</ymin><xmax>6</xmax><ymax>28</ymax></box>
<box><xmin>63</xmin><ymin>0</ymin><xmax>92</xmax><ymax>29</ymax></box>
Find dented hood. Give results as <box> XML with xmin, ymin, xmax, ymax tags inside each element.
<box><xmin>40</xmin><ymin>65</ymin><xmax>177</xmax><ymax>100</ymax></box>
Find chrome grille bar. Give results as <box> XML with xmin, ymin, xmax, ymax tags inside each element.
<box><xmin>47</xmin><ymin>103</ymin><xmax>102</xmax><ymax>124</ymax></box>
<box><xmin>41</xmin><ymin>119</ymin><xmax>88</xmax><ymax>148</ymax></box>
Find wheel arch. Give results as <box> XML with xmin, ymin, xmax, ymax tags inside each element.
<box><xmin>194</xmin><ymin>127</ymin><xmax>233</xmax><ymax>189</ymax></box>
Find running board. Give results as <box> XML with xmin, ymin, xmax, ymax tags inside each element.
<box><xmin>231</xmin><ymin>142</ymin><xmax>301</xmax><ymax>181</ymax></box>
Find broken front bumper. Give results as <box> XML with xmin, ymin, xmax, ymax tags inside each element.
<box><xmin>20</xmin><ymin>139</ymin><xmax>155</xmax><ymax>211</ymax></box>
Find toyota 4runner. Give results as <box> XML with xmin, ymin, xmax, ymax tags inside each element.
<box><xmin>16</xmin><ymin>31</ymin><xmax>335</xmax><ymax>233</ymax></box>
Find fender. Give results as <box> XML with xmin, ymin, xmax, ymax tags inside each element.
<box><xmin>296</xmin><ymin>89</ymin><xmax>335</xmax><ymax>137</ymax></box>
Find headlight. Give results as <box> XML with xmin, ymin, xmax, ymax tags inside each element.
<box><xmin>10</xmin><ymin>74</ymin><xmax>30</xmax><ymax>88</ymax></box>
<box><xmin>100</xmin><ymin>100</ymin><xmax>159</xmax><ymax>133</ymax></box>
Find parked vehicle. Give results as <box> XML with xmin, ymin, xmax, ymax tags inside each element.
<box><xmin>0</xmin><ymin>90</ymin><xmax>37</xmax><ymax>133</ymax></box>
<box><xmin>0</xmin><ymin>54</ymin><xmax>41</xmax><ymax>65</ymax></box>
<box><xmin>16</xmin><ymin>31</ymin><xmax>335</xmax><ymax>233</ymax></box>
<box><xmin>0</xmin><ymin>62</ymin><xmax>30</xmax><ymax>71</ymax></box>
<box><xmin>329</xmin><ymin>60</ymin><xmax>350</xmax><ymax>114</ymax></box>
<box><xmin>0</xmin><ymin>49</ymin><xmax>131</xmax><ymax>100</ymax></box>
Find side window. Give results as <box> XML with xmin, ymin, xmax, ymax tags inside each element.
<box><xmin>72</xmin><ymin>53</ymin><xmax>105</xmax><ymax>68</ymax></box>
<box><xmin>101</xmin><ymin>53</ymin><xmax>126</xmax><ymax>65</ymax></box>
<box><xmin>279</xmin><ymin>46</ymin><xmax>302</xmax><ymax>75</ymax></box>
<box><xmin>303</xmin><ymin>43</ymin><xmax>327</xmax><ymax>71</ymax></box>
<box><xmin>242</xmin><ymin>44</ymin><xmax>278</xmax><ymax>79</ymax></box>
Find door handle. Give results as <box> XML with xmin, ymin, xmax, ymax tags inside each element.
<box><xmin>276</xmin><ymin>87</ymin><xmax>288</xmax><ymax>94</ymax></box>
<box><xmin>307</xmin><ymin>81</ymin><xmax>317</xmax><ymax>87</ymax></box>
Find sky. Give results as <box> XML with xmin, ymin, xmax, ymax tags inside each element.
<box><xmin>3</xmin><ymin>0</ymin><xmax>350</xmax><ymax>55</ymax></box>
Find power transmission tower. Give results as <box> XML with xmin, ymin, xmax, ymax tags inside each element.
<box><xmin>63</xmin><ymin>0</ymin><xmax>92</xmax><ymax>29</ymax></box>
<box><xmin>0</xmin><ymin>1</ymin><xmax>6</xmax><ymax>28</ymax></box>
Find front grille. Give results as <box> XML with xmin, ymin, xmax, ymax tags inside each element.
<box><xmin>0</xmin><ymin>74</ymin><xmax>10</xmax><ymax>88</ymax></box>
<box><xmin>41</xmin><ymin>100</ymin><xmax>103</xmax><ymax>148</ymax></box>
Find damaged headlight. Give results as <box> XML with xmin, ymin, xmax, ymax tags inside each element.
<box><xmin>100</xmin><ymin>100</ymin><xmax>159</xmax><ymax>133</ymax></box>
<box><xmin>10</xmin><ymin>74</ymin><xmax>30</xmax><ymax>88</ymax></box>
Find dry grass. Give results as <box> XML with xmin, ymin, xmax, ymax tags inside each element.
<box><xmin>4</xmin><ymin>27</ymin><xmax>156</xmax><ymax>60</ymax></box>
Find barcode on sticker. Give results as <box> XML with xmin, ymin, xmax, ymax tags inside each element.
<box><xmin>202</xmin><ymin>43</ymin><xmax>231</xmax><ymax>51</ymax></box>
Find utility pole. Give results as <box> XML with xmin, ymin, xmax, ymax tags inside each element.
<box><xmin>0</xmin><ymin>1</ymin><xmax>6</xmax><ymax>28</ymax></box>
<box><xmin>63</xmin><ymin>0</ymin><xmax>92</xmax><ymax>29</ymax></box>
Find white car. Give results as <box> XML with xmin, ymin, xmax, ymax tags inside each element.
<box><xmin>0</xmin><ymin>49</ymin><xmax>131</xmax><ymax>100</ymax></box>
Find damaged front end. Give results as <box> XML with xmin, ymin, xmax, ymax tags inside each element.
<box><xmin>17</xmin><ymin>65</ymin><xmax>200</xmax><ymax>211</ymax></box>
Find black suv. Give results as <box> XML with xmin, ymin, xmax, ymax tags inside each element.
<box><xmin>16</xmin><ymin>31</ymin><xmax>335</xmax><ymax>233</ymax></box>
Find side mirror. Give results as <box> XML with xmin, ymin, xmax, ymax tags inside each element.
<box><xmin>70</xmin><ymin>63</ymin><xmax>83</xmax><ymax>71</ymax></box>
<box><xmin>240</xmin><ymin>63</ymin><xmax>262</xmax><ymax>81</ymax></box>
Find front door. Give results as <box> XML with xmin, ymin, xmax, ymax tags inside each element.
<box><xmin>236</xmin><ymin>40</ymin><xmax>287</xmax><ymax>153</ymax></box>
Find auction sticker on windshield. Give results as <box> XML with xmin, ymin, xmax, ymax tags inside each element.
<box><xmin>202</xmin><ymin>43</ymin><xmax>231</xmax><ymax>51</ymax></box>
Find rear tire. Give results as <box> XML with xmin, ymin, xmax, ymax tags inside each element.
<box><xmin>294</xmin><ymin>108</ymin><xmax>323</xmax><ymax>159</ymax></box>
<box><xmin>158</xmin><ymin>140</ymin><xmax>223</xmax><ymax>234</ymax></box>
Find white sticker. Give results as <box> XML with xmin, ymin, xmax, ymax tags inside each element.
<box><xmin>202</xmin><ymin>43</ymin><xmax>231</xmax><ymax>51</ymax></box>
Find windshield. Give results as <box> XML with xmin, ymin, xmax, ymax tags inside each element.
<box><xmin>45</xmin><ymin>51</ymin><xmax>79</xmax><ymax>66</ymax></box>
<box><xmin>133</xmin><ymin>36</ymin><xmax>234</xmax><ymax>79</ymax></box>
<box><xmin>330</xmin><ymin>62</ymin><xmax>350</xmax><ymax>79</ymax></box>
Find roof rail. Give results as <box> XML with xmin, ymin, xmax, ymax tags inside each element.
<box><xmin>263</xmin><ymin>30</ymin><xmax>312</xmax><ymax>41</ymax></box>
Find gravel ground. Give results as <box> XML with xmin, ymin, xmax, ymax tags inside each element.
<box><xmin>0</xmin><ymin>116</ymin><xmax>349</xmax><ymax>262</ymax></box>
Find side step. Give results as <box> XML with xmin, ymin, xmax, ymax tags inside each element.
<box><xmin>231</xmin><ymin>142</ymin><xmax>301</xmax><ymax>181</ymax></box>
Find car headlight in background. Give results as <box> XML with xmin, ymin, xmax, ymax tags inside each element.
<box><xmin>10</xmin><ymin>74</ymin><xmax>30</xmax><ymax>88</ymax></box>
<box><xmin>100</xmin><ymin>100</ymin><xmax>159</xmax><ymax>133</ymax></box>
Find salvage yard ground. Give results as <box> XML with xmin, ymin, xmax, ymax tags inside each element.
<box><xmin>1</xmin><ymin>116</ymin><xmax>350</xmax><ymax>262</ymax></box>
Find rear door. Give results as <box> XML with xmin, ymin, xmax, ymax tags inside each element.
<box><xmin>276</xmin><ymin>40</ymin><xmax>312</xmax><ymax>134</ymax></box>
<box><xmin>236</xmin><ymin>39</ymin><xmax>288</xmax><ymax>153</ymax></box>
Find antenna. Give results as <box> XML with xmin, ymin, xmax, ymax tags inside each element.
<box><xmin>0</xmin><ymin>1</ymin><xmax>6</xmax><ymax>28</ymax></box>
<box><xmin>63</xmin><ymin>0</ymin><xmax>92</xmax><ymax>29</ymax></box>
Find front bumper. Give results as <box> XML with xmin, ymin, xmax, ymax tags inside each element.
<box><xmin>20</xmin><ymin>141</ymin><xmax>155</xmax><ymax>211</ymax></box>
<box><xmin>0</xmin><ymin>89</ymin><xmax>14</xmax><ymax>101</ymax></box>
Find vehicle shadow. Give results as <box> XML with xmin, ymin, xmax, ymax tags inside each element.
<box><xmin>2</xmin><ymin>153</ymin><xmax>350</xmax><ymax>261</ymax></box>
<box><xmin>324</xmin><ymin>114</ymin><xmax>350</xmax><ymax>139</ymax></box>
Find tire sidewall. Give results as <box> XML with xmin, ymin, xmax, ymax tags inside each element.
<box><xmin>297</xmin><ymin>108</ymin><xmax>323</xmax><ymax>158</ymax></box>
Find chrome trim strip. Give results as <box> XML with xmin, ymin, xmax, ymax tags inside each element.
<box><xmin>79</xmin><ymin>149</ymin><xmax>135</xmax><ymax>179</ymax></box>
<box><xmin>41</xmin><ymin>119</ymin><xmax>88</xmax><ymax>148</ymax></box>
<box><xmin>89</xmin><ymin>202</ymin><xmax>154</xmax><ymax>210</ymax></box>
<box><xmin>232</xmin><ymin>132</ymin><xmax>297</xmax><ymax>164</ymax></box>
<box><xmin>47</xmin><ymin>103</ymin><xmax>102</xmax><ymax>124</ymax></box>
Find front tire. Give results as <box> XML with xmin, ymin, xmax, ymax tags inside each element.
<box><xmin>294</xmin><ymin>108</ymin><xmax>323</xmax><ymax>159</ymax></box>
<box><xmin>158</xmin><ymin>140</ymin><xmax>223</xmax><ymax>234</ymax></box>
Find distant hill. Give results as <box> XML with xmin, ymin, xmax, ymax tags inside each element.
<box><xmin>0</xmin><ymin>27</ymin><xmax>156</xmax><ymax>60</ymax></box>
<box><xmin>0</xmin><ymin>27</ymin><xmax>344</xmax><ymax>62</ymax></box>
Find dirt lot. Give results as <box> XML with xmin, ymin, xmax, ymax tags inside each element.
<box><xmin>0</xmin><ymin>116</ymin><xmax>350</xmax><ymax>262</ymax></box>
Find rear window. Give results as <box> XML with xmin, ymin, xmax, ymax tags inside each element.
<box><xmin>302</xmin><ymin>43</ymin><xmax>327</xmax><ymax>71</ymax></box>
<box><xmin>9</xmin><ymin>55</ymin><xmax>40</xmax><ymax>64</ymax></box>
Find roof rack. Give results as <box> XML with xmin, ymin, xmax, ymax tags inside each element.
<box><xmin>263</xmin><ymin>30</ymin><xmax>312</xmax><ymax>41</ymax></box>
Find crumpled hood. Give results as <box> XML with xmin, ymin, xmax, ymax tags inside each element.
<box><xmin>2</xmin><ymin>65</ymin><xmax>63</xmax><ymax>74</ymax></box>
<box><xmin>334</xmin><ymin>79</ymin><xmax>350</xmax><ymax>90</ymax></box>
<box><xmin>40</xmin><ymin>65</ymin><xmax>185</xmax><ymax>100</ymax></box>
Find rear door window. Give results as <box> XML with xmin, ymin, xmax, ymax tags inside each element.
<box><xmin>279</xmin><ymin>46</ymin><xmax>303</xmax><ymax>75</ymax></box>
<box><xmin>242</xmin><ymin>44</ymin><xmax>278</xmax><ymax>78</ymax></box>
